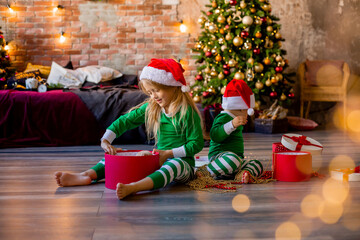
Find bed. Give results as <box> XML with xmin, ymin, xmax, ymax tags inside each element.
<box><xmin>0</xmin><ymin>75</ymin><xmax>149</xmax><ymax>148</ymax></box>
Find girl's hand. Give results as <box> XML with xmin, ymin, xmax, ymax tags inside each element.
<box><xmin>153</xmin><ymin>149</ymin><xmax>173</xmax><ymax>166</ymax></box>
<box><xmin>232</xmin><ymin>116</ymin><xmax>248</xmax><ymax>128</ymax></box>
<box><xmin>101</xmin><ymin>139</ymin><xmax>118</xmax><ymax>155</ymax></box>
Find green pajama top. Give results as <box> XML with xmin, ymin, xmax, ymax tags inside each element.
<box><xmin>107</xmin><ymin>102</ymin><xmax>204</xmax><ymax>167</ymax></box>
<box><xmin>208</xmin><ymin>111</ymin><xmax>244</xmax><ymax>159</ymax></box>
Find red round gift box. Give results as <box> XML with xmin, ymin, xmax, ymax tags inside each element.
<box><xmin>105</xmin><ymin>150</ymin><xmax>160</xmax><ymax>190</ymax></box>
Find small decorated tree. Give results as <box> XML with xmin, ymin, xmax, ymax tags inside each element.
<box><xmin>0</xmin><ymin>27</ymin><xmax>13</xmax><ymax>89</ymax></box>
<box><xmin>191</xmin><ymin>0</ymin><xmax>295</xmax><ymax>109</ymax></box>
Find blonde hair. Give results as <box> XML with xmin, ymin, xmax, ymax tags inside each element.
<box><xmin>132</xmin><ymin>79</ymin><xmax>202</xmax><ymax>144</ymax></box>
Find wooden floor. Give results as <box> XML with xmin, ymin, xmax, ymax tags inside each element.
<box><xmin>0</xmin><ymin>129</ymin><xmax>359</xmax><ymax>240</ymax></box>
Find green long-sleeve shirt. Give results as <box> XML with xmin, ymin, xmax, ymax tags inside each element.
<box><xmin>107</xmin><ymin>102</ymin><xmax>204</xmax><ymax>167</ymax></box>
<box><xmin>208</xmin><ymin>111</ymin><xmax>244</xmax><ymax>159</ymax></box>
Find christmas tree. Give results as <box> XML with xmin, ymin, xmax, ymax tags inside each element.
<box><xmin>191</xmin><ymin>0</ymin><xmax>294</xmax><ymax>109</ymax></box>
<box><xmin>0</xmin><ymin>27</ymin><xmax>13</xmax><ymax>89</ymax></box>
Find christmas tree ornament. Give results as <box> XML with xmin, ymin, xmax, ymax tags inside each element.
<box><xmin>203</xmin><ymin>91</ymin><xmax>211</xmax><ymax>98</ymax></box>
<box><xmin>224</xmin><ymin>69</ymin><xmax>231</xmax><ymax>75</ymax></box>
<box><xmin>277</xmin><ymin>41</ymin><xmax>282</xmax><ymax>47</ymax></box>
<box><xmin>211</xmin><ymin>48</ymin><xmax>218</xmax><ymax>55</ymax></box>
<box><xmin>275</xmin><ymin>66</ymin><xmax>283</xmax><ymax>73</ymax></box>
<box><xmin>219</xmin><ymin>28</ymin><xmax>225</xmax><ymax>34</ymax></box>
<box><xmin>253</xmin><ymin>47</ymin><xmax>260</xmax><ymax>55</ymax></box>
<box><xmin>210</xmin><ymin>70</ymin><xmax>218</xmax><ymax>77</ymax></box>
<box><xmin>206</xmin><ymin>11</ymin><xmax>212</xmax><ymax>16</ymax></box>
<box><xmin>205</xmin><ymin>21</ymin><xmax>211</xmax><ymax>28</ymax></box>
<box><xmin>275</xmin><ymin>55</ymin><xmax>283</xmax><ymax>62</ymax></box>
<box><xmin>211</xmin><ymin>35</ymin><xmax>217</xmax><ymax>41</ymax></box>
<box><xmin>264</xmin><ymin>38</ymin><xmax>273</xmax><ymax>48</ymax></box>
<box><xmin>275</xmin><ymin>32</ymin><xmax>282</xmax><ymax>39</ymax></box>
<box><xmin>255</xmin><ymin>81</ymin><xmax>264</xmax><ymax>89</ymax></box>
<box><xmin>221</xmin><ymin>45</ymin><xmax>227</xmax><ymax>51</ymax></box>
<box><xmin>244</xmin><ymin>40</ymin><xmax>252</xmax><ymax>50</ymax></box>
<box><xmin>247</xmin><ymin>57</ymin><xmax>255</xmax><ymax>65</ymax></box>
<box><xmin>205</xmin><ymin>51</ymin><xmax>212</xmax><ymax>57</ymax></box>
<box><xmin>198</xmin><ymin>16</ymin><xmax>206</xmax><ymax>24</ymax></box>
<box><xmin>214</xmin><ymin>8</ymin><xmax>221</xmax><ymax>14</ymax></box>
<box><xmin>193</xmin><ymin>95</ymin><xmax>201</xmax><ymax>103</ymax></box>
<box><xmin>255</xmin><ymin>18</ymin><xmax>262</xmax><ymax>25</ymax></box>
<box><xmin>280</xmin><ymin>93</ymin><xmax>287</xmax><ymax>101</ymax></box>
<box><xmin>221</xmin><ymin>86</ymin><xmax>226</xmax><ymax>94</ymax></box>
<box><xmin>267</xmin><ymin>17</ymin><xmax>273</xmax><ymax>24</ymax></box>
<box><xmin>196</xmin><ymin>74</ymin><xmax>204</xmax><ymax>81</ymax></box>
<box><xmin>215</xmin><ymin>54</ymin><xmax>222</xmax><ymax>62</ymax></box>
<box><xmin>240</xmin><ymin>1</ymin><xmax>247</xmax><ymax>8</ymax></box>
<box><xmin>218</xmin><ymin>72</ymin><xmax>225</xmax><ymax>80</ymax></box>
<box><xmin>255</xmin><ymin>31</ymin><xmax>262</xmax><ymax>38</ymax></box>
<box><xmin>250</xmin><ymin>8</ymin><xmax>256</xmax><ymax>13</ymax></box>
<box><xmin>208</xmin><ymin>24</ymin><xmax>217</xmax><ymax>33</ymax></box>
<box><xmin>208</xmin><ymin>86</ymin><xmax>216</xmax><ymax>93</ymax></box>
<box><xmin>276</xmin><ymin>73</ymin><xmax>283</xmax><ymax>81</ymax></box>
<box><xmin>288</xmin><ymin>92</ymin><xmax>295</xmax><ymax>99</ymax></box>
<box><xmin>265</xmin><ymin>78</ymin><xmax>272</xmax><ymax>86</ymax></box>
<box><xmin>234</xmin><ymin>71</ymin><xmax>245</xmax><ymax>80</ymax></box>
<box><xmin>254</xmin><ymin>63</ymin><xmax>264</xmax><ymax>73</ymax></box>
<box><xmin>225</xmin><ymin>0</ymin><xmax>230</xmax><ymax>3</ymax></box>
<box><xmin>212</xmin><ymin>1</ymin><xmax>217</xmax><ymax>8</ymax></box>
<box><xmin>255</xmin><ymin>100</ymin><xmax>261</xmax><ymax>110</ymax></box>
<box><xmin>242</xmin><ymin>16</ymin><xmax>253</xmax><ymax>26</ymax></box>
<box><xmin>233</xmin><ymin>36</ymin><xmax>243</xmax><ymax>46</ymax></box>
<box><xmin>241</xmin><ymin>31</ymin><xmax>249</xmax><ymax>38</ymax></box>
<box><xmin>260</xmin><ymin>17</ymin><xmax>267</xmax><ymax>23</ymax></box>
<box><xmin>225</xmin><ymin>33</ymin><xmax>232</xmax><ymax>41</ymax></box>
<box><xmin>218</xmin><ymin>38</ymin><xmax>225</xmax><ymax>44</ymax></box>
<box><xmin>262</xmin><ymin>4</ymin><xmax>271</xmax><ymax>12</ymax></box>
<box><xmin>266</xmin><ymin>26</ymin><xmax>273</xmax><ymax>32</ymax></box>
<box><xmin>195</xmin><ymin>42</ymin><xmax>203</xmax><ymax>50</ymax></box>
<box><xmin>246</xmin><ymin>68</ymin><xmax>254</xmax><ymax>81</ymax></box>
<box><xmin>271</xmin><ymin>77</ymin><xmax>278</xmax><ymax>84</ymax></box>
<box><xmin>203</xmin><ymin>46</ymin><xmax>209</xmax><ymax>52</ymax></box>
<box><xmin>217</xmin><ymin>15</ymin><xmax>226</xmax><ymax>24</ymax></box>
<box><xmin>259</xmin><ymin>0</ymin><xmax>265</xmax><ymax>2</ymax></box>
<box><xmin>270</xmin><ymin>91</ymin><xmax>278</xmax><ymax>98</ymax></box>
<box><xmin>225</xmin><ymin>24</ymin><xmax>230</xmax><ymax>30</ymax></box>
<box><xmin>204</xmin><ymin>67</ymin><xmax>211</xmax><ymax>74</ymax></box>
<box><xmin>228</xmin><ymin>59</ymin><xmax>237</xmax><ymax>67</ymax></box>
<box><xmin>280</xmin><ymin>60</ymin><xmax>286</xmax><ymax>67</ymax></box>
<box><xmin>230</xmin><ymin>0</ymin><xmax>237</xmax><ymax>6</ymax></box>
<box><xmin>223</xmin><ymin>64</ymin><xmax>229</xmax><ymax>69</ymax></box>
<box><xmin>263</xmin><ymin>57</ymin><xmax>271</xmax><ymax>65</ymax></box>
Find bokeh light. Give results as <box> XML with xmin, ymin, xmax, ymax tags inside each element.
<box><xmin>275</xmin><ymin>221</ymin><xmax>301</xmax><ymax>240</ymax></box>
<box><xmin>319</xmin><ymin>201</ymin><xmax>344</xmax><ymax>224</ymax></box>
<box><xmin>347</xmin><ymin>110</ymin><xmax>360</xmax><ymax>133</ymax></box>
<box><xmin>328</xmin><ymin>155</ymin><xmax>355</xmax><ymax>171</ymax></box>
<box><xmin>232</xmin><ymin>194</ymin><xmax>250</xmax><ymax>213</ymax></box>
<box><xmin>322</xmin><ymin>178</ymin><xmax>349</xmax><ymax>204</ymax></box>
<box><xmin>301</xmin><ymin>194</ymin><xmax>323</xmax><ymax>218</ymax></box>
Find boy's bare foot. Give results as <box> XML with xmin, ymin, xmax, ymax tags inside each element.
<box><xmin>235</xmin><ymin>170</ymin><xmax>251</xmax><ymax>184</ymax></box>
<box><xmin>116</xmin><ymin>183</ymin><xmax>137</xmax><ymax>199</ymax></box>
<box><xmin>54</xmin><ymin>172</ymin><xmax>92</xmax><ymax>187</ymax></box>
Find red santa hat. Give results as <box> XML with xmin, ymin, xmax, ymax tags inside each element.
<box><xmin>139</xmin><ymin>58</ymin><xmax>190</xmax><ymax>92</ymax></box>
<box><xmin>222</xmin><ymin>79</ymin><xmax>255</xmax><ymax>115</ymax></box>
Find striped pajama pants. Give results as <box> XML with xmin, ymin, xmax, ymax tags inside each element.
<box><xmin>206</xmin><ymin>151</ymin><xmax>263</xmax><ymax>178</ymax></box>
<box><xmin>91</xmin><ymin>158</ymin><xmax>195</xmax><ymax>190</ymax></box>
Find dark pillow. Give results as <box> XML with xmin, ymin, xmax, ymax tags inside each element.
<box><xmin>7</xmin><ymin>70</ymin><xmax>42</xmax><ymax>89</ymax></box>
<box><xmin>63</xmin><ymin>61</ymin><xmax>73</xmax><ymax>69</ymax></box>
<box><xmin>287</xmin><ymin>116</ymin><xmax>318</xmax><ymax>131</ymax></box>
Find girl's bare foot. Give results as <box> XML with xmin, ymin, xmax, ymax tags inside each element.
<box><xmin>116</xmin><ymin>183</ymin><xmax>137</xmax><ymax>199</ymax></box>
<box><xmin>54</xmin><ymin>172</ymin><xmax>92</xmax><ymax>187</ymax></box>
<box><xmin>235</xmin><ymin>170</ymin><xmax>251</xmax><ymax>184</ymax></box>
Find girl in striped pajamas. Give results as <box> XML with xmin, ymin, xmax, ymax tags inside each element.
<box><xmin>55</xmin><ymin>59</ymin><xmax>204</xmax><ymax>199</ymax></box>
<box><xmin>196</xmin><ymin>79</ymin><xmax>263</xmax><ymax>183</ymax></box>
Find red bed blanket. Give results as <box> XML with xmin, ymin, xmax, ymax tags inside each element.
<box><xmin>0</xmin><ymin>90</ymin><xmax>103</xmax><ymax>148</ymax></box>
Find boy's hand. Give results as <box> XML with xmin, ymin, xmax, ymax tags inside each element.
<box><xmin>232</xmin><ymin>116</ymin><xmax>248</xmax><ymax>128</ymax></box>
<box><xmin>101</xmin><ymin>139</ymin><xmax>118</xmax><ymax>155</ymax></box>
<box><xmin>153</xmin><ymin>149</ymin><xmax>173</xmax><ymax>166</ymax></box>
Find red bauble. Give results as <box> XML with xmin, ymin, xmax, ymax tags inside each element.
<box><xmin>196</xmin><ymin>74</ymin><xmax>203</xmax><ymax>81</ymax></box>
<box><xmin>253</xmin><ymin>48</ymin><xmax>260</xmax><ymax>55</ymax></box>
<box><xmin>206</xmin><ymin>11</ymin><xmax>212</xmax><ymax>16</ymax></box>
<box><xmin>275</xmin><ymin>66</ymin><xmax>283</xmax><ymax>73</ymax></box>
<box><xmin>223</xmin><ymin>64</ymin><xmax>229</xmax><ymax>69</ymax></box>
<box><xmin>260</xmin><ymin>17</ymin><xmax>267</xmax><ymax>23</ymax></box>
<box><xmin>288</xmin><ymin>92</ymin><xmax>295</xmax><ymax>99</ymax></box>
<box><xmin>205</xmin><ymin>51</ymin><xmax>212</xmax><ymax>57</ymax></box>
<box><xmin>202</xmin><ymin>91</ymin><xmax>210</xmax><ymax>98</ymax></box>
<box><xmin>223</xmin><ymin>70</ymin><xmax>230</xmax><ymax>75</ymax></box>
<box><xmin>225</xmin><ymin>25</ymin><xmax>230</xmax><ymax>30</ymax></box>
<box><xmin>270</xmin><ymin>91</ymin><xmax>278</xmax><ymax>98</ymax></box>
<box><xmin>230</xmin><ymin>0</ymin><xmax>237</xmax><ymax>6</ymax></box>
<box><xmin>241</xmin><ymin>31</ymin><xmax>249</xmax><ymax>39</ymax></box>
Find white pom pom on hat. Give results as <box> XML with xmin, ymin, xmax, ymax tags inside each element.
<box><xmin>222</xmin><ymin>79</ymin><xmax>255</xmax><ymax>115</ymax></box>
<box><xmin>139</xmin><ymin>58</ymin><xmax>190</xmax><ymax>92</ymax></box>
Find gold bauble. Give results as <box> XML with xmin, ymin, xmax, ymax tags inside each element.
<box><xmin>265</xmin><ymin>79</ymin><xmax>272</xmax><ymax>86</ymax></box>
<box><xmin>278</xmin><ymin>41</ymin><xmax>282</xmax><ymax>47</ymax></box>
<box><xmin>225</xmin><ymin>33</ymin><xmax>232</xmax><ymax>41</ymax></box>
<box><xmin>276</xmin><ymin>73</ymin><xmax>283</xmax><ymax>81</ymax></box>
<box><xmin>275</xmin><ymin>32</ymin><xmax>282</xmax><ymax>39</ymax></box>
<box><xmin>205</xmin><ymin>21</ymin><xmax>210</xmax><ymax>28</ymax></box>
<box><xmin>247</xmin><ymin>57</ymin><xmax>255</xmax><ymax>65</ymax></box>
<box><xmin>246</xmin><ymin>69</ymin><xmax>254</xmax><ymax>81</ymax></box>
<box><xmin>218</xmin><ymin>72</ymin><xmax>225</xmax><ymax>80</ymax></box>
<box><xmin>255</xmin><ymin>101</ymin><xmax>261</xmax><ymax>110</ymax></box>
<box><xmin>280</xmin><ymin>60</ymin><xmax>286</xmax><ymax>67</ymax></box>
<box><xmin>204</xmin><ymin>67</ymin><xmax>211</xmax><ymax>74</ymax></box>
<box><xmin>227</xmin><ymin>16</ymin><xmax>232</xmax><ymax>24</ymax></box>
<box><xmin>211</xmin><ymin>48</ymin><xmax>217</xmax><ymax>55</ymax></box>
<box><xmin>267</xmin><ymin>17</ymin><xmax>273</xmax><ymax>24</ymax></box>
<box><xmin>195</xmin><ymin>43</ymin><xmax>203</xmax><ymax>50</ymax></box>
<box><xmin>198</xmin><ymin>16</ymin><xmax>206</xmax><ymax>25</ymax></box>
<box><xmin>255</xmin><ymin>18</ymin><xmax>262</xmax><ymax>25</ymax></box>
<box><xmin>203</xmin><ymin>46</ymin><xmax>209</xmax><ymax>52</ymax></box>
<box><xmin>219</xmin><ymin>28</ymin><xmax>225</xmax><ymax>34</ymax></box>
<box><xmin>271</xmin><ymin>77</ymin><xmax>278</xmax><ymax>84</ymax></box>
<box><xmin>233</xmin><ymin>36</ymin><xmax>243</xmax><ymax>47</ymax></box>
<box><xmin>280</xmin><ymin>93</ymin><xmax>287</xmax><ymax>101</ymax></box>
<box><xmin>254</xmin><ymin>63</ymin><xmax>264</xmax><ymax>73</ymax></box>
<box><xmin>266</xmin><ymin>26</ymin><xmax>273</xmax><ymax>32</ymax></box>
<box><xmin>210</xmin><ymin>70</ymin><xmax>218</xmax><ymax>77</ymax></box>
<box><xmin>208</xmin><ymin>24</ymin><xmax>217</xmax><ymax>33</ymax></box>
<box><xmin>250</xmin><ymin>8</ymin><xmax>256</xmax><ymax>13</ymax></box>
<box><xmin>212</xmin><ymin>1</ymin><xmax>217</xmax><ymax>8</ymax></box>
<box><xmin>234</xmin><ymin>72</ymin><xmax>245</xmax><ymax>80</ymax></box>
<box><xmin>221</xmin><ymin>45</ymin><xmax>227</xmax><ymax>51</ymax></box>
<box><xmin>208</xmin><ymin>87</ymin><xmax>216</xmax><ymax>93</ymax></box>
<box><xmin>275</xmin><ymin>55</ymin><xmax>283</xmax><ymax>62</ymax></box>
<box><xmin>240</xmin><ymin>1</ymin><xmax>247</xmax><ymax>8</ymax></box>
<box><xmin>264</xmin><ymin>57</ymin><xmax>271</xmax><ymax>65</ymax></box>
<box><xmin>255</xmin><ymin>81</ymin><xmax>264</xmax><ymax>90</ymax></box>
<box><xmin>221</xmin><ymin>86</ymin><xmax>226</xmax><ymax>95</ymax></box>
<box><xmin>215</xmin><ymin>55</ymin><xmax>222</xmax><ymax>62</ymax></box>
<box><xmin>217</xmin><ymin>15</ymin><xmax>226</xmax><ymax>24</ymax></box>
<box><xmin>262</xmin><ymin>4</ymin><xmax>270</xmax><ymax>12</ymax></box>
<box><xmin>193</xmin><ymin>95</ymin><xmax>201</xmax><ymax>103</ymax></box>
<box><xmin>214</xmin><ymin>9</ymin><xmax>221</xmax><ymax>14</ymax></box>
<box><xmin>255</xmin><ymin>32</ymin><xmax>262</xmax><ymax>38</ymax></box>
<box><xmin>244</xmin><ymin>41</ymin><xmax>252</xmax><ymax>50</ymax></box>
<box><xmin>218</xmin><ymin>38</ymin><xmax>225</xmax><ymax>44</ymax></box>
<box><xmin>259</xmin><ymin>0</ymin><xmax>265</xmax><ymax>2</ymax></box>
<box><xmin>228</xmin><ymin>59</ymin><xmax>237</xmax><ymax>67</ymax></box>
<box><xmin>242</xmin><ymin>16</ymin><xmax>253</xmax><ymax>26</ymax></box>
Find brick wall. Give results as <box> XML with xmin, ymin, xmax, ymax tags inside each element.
<box><xmin>0</xmin><ymin>0</ymin><xmax>197</xmax><ymax>80</ymax></box>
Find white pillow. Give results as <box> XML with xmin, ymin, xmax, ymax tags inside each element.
<box><xmin>76</xmin><ymin>66</ymin><xmax>123</xmax><ymax>84</ymax></box>
<box><xmin>47</xmin><ymin>62</ymin><xmax>86</xmax><ymax>87</ymax></box>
